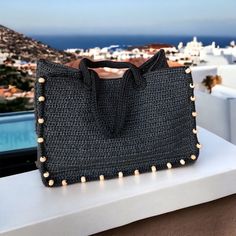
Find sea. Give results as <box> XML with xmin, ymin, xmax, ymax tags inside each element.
<box><xmin>29</xmin><ymin>35</ymin><xmax>236</xmax><ymax>51</ymax></box>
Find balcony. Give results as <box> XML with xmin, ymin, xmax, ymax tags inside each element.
<box><xmin>1</xmin><ymin>66</ymin><xmax>236</xmax><ymax>235</ymax></box>
<box><xmin>0</xmin><ymin>127</ymin><xmax>236</xmax><ymax>235</ymax></box>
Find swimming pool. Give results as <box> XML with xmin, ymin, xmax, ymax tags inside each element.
<box><xmin>0</xmin><ymin>111</ymin><xmax>36</xmax><ymax>152</ymax></box>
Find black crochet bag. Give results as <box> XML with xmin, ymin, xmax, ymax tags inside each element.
<box><xmin>35</xmin><ymin>50</ymin><xmax>200</xmax><ymax>187</ymax></box>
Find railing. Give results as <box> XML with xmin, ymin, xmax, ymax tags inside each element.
<box><xmin>0</xmin><ymin>110</ymin><xmax>34</xmax><ymax>117</ymax></box>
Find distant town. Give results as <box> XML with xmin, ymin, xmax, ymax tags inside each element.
<box><xmin>65</xmin><ymin>36</ymin><xmax>236</xmax><ymax>66</ymax></box>
<box><xmin>0</xmin><ymin>24</ymin><xmax>236</xmax><ymax>112</ymax></box>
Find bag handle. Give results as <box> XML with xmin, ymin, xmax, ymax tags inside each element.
<box><xmin>79</xmin><ymin>50</ymin><xmax>168</xmax><ymax>138</ymax></box>
<box><xmin>79</xmin><ymin>58</ymin><xmax>145</xmax><ymax>138</ymax></box>
<box><xmin>79</xmin><ymin>58</ymin><xmax>143</xmax><ymax>89</ymax></box>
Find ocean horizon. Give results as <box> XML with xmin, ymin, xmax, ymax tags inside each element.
<box><xmin>29</xmin><ymin>35</ymin><xmax>236</xmax><ymax>51</ymax></box>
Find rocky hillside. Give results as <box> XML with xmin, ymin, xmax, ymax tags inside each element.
<box><xmin>0</xmin><ymin>24</ymin><xmax>75</xmax><ymax>63</ymax></box>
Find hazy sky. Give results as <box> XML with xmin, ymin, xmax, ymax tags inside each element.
<box><xmin>1</xmin><ymin>0</ymin><xmax>236</xmax><ymax>36</ymax></box>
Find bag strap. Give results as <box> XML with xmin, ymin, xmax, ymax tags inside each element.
<box><xmin>79</xmin><ymin>50</ymin><xmax>168</xmax><ymax>138</ymax></box>
<box><xmin>79</xmin><ymin>58</ymin><xmax>144</xmax><ymax>138</ymax></box>
<box><xmin>139</xmin><ymin>49</ymin><xmax>169</xmax><ymax>72</ymax></box>
<box><xmin>79</xmin><ymin>58</ymin><xmax>143</xmax><ymax>89</ymax></box>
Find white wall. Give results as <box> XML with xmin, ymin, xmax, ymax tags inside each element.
<box><xmin>195</xmin><ymin>91</ymin><xmax>231</xmax><ymax>142</ymax></box>
<box><xmin>191</xmin><ymin>66</ymin><xmax>217</xmax><ymax>91</ymax></box>
<box><xmin>229</xmin><ymin>99</ymin><xmax>236</xmax><ymax>144</ymax></box>
<box><xmin>192</xmin><ymin>64</ymin><xmax>236</xmax><ymax>145</ymax></box>
<box><xmin>218</xmin><ymin>65</ymin><xmax>236</xmax><ymax>89</ymax></box>
<box><xmin>191</xmin><ymin>65</ymin><xmax>236</xmax><ymax>89</ymax></box>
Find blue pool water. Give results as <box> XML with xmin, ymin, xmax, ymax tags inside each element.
<box><xmin>0</xmin><ymin>112</ymin><xmax>36</xmax><ymax>152</ymax></box>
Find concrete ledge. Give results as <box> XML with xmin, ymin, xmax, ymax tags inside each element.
<box><xmin>0</xmin><ymin>127</ymin><xmax>236</xmax><ymax>236</ymax></box>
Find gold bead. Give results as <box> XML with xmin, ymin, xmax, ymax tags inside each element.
<box><xmin>81</xmin><ymin>176</ymin><xmax>86</xmax><ymax>183</ymax></box>
<box><xmin>191</xmin><ymin>154</ymin><xmax>197</xmax><ymax>160</ymax></box>
<box><xmin>151</xmin><ymin>165</ymin><xmax>157</xmax><ymax>172</ymax></box>
<box><xmin>43</xmin><ymin>172</ymin><xmax>49</xmax><ymax>178</ymax></box>
<box><xmin>38</xmin><ymin>118</ymin><xmax>44</xmax><ymax>124</ymax></box>
<box><xmin>39</xmin><ymin>156</ymin><xmax>46</xmax><ymax>162</ymax></box>
<box><xmin>38</xmin><ymin>96</ymin><xmax>45</xmax><ymax>102</ymax></box>
<box><xmin>118</xmin><ymin>172</ymin><xmax>123</xmax><ymax>178</ymax></box>
<box><xmin>192</xmin><ymin>128</ymin><xmax>197</xmax><ymax>134</ymax></box>
<box><xmin>190</xmin><ymin>83</ymin><xmax>195</xmax><ymax>88</ymax></box>
<box><xmin>48</xmin><ymin>179</ymin><xmax>54</xmax><ymax>186</ymax></box>
<box><xmin>192</xmin><ymin>111</ymin><xmax>197</xmax><ymax>117</ymax></box>
<box><xmin>167</xmin><ymin>162</ymin><xmax>172</xmax><ymax>169</ymax></box>
<box><xmin>62</xmin><ymin>180</ymin><xmax>67</xmax><ymax>186</ymax></box>
<box><xmin>180</xmin><ymin>159</ymin><xmax>185</xmax><ymax>165</ymax></box>
<box><xmin>38</xmin><ymin>77</ymin><xmax>45</xmax><ymax>83</ymax></box>
<box><xmin>185</xmin><ymin>68</ymin><xmax>191</xmax><ymax>74</ymax></box>
<box><xmin>99</xmin><ymin>175</ymin><xmax>104</xmax><ymax>181</ymax></box>
<box><xmin>190</xmin><ymin>96</ymin><xmax>196</xmax><ymax>101</ymax></box>
<box><xmin>134</xmin><ymin>169</ymin><xmax>139</xmax><ymax>175</ymax></box>
<box><xmin>37</xmin><ymin>137</ymin><xmax>44</xmax><ymax>143</ymax></box>
<box><xmin>196</xmin><ymin>143</ymin><xmax>202</xmax><ymax>149</ymax></box>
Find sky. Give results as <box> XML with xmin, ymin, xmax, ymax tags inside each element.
<box><xmin>1</xmin><ymin>0</ymin><xmax>236</xmax><ymax>36</ymax></box>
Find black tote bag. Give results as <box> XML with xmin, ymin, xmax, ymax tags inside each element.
<box><xmin>35</xmin><ymin>50</ymin><xmax>200</xmax><ymax>187</ymax></box>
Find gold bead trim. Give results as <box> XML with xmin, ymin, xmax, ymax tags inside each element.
<box><xmin>81</xmin><ymin>176</ymin><xmax>86</xmax><ymax>183</ymax></box>
<box><xmin>196</xmin><ymin>143</ymin><xmax>202</xmax><ymax>149</ymax></box>
<box><xmin>43</xmin><ymin>172</ymin><xmax>49</xmax><ymax>178</ymax></box>
<box><xmin>38</xmin><ymin>77</ymin><xmax>50</xmax><ymax>185</ymax></box>
<box><xmin>190</xmin><ymin>83</ymin><xmax>195</xmax><ymax>88</ymax></box>
<box><xmin>167</xmin><ymin>162</ymin><xmax>172</xmax><ymax>169</ymax></box>
<box><xmin>38</xmin><ymin>96</ymin><xmax>45</xmax><ymax>102</ymax></box>
<box><xmin>118</xmin><ymin>172</ymin><xmax>123</xmax><ymax>178</ymax></box>
<box><xmin>99</xmin><ymin>175</ymin><xmax>104</xmax><ymax>181</ymax></box>
<box><xmin>185</xmin><ymin>68</ymin><xmax>191</xmax><ymax>74</ymax></box>
<box><xmin>38</xmin><ymin>77</ymin><xmax>45</xmax><ymax>83</ymax></box>
<box><xmin>37</xmin><ymin>137</ymin><xmax>44</xmax><ymax>143</ymax></box>
<box><xmin>151</xmin><ymin>165</ymin><xmax>157</xmax><ymax>172</ymax></box>
<box><xmin>38</xmin><ymin>118</ymin><xmax>44</xmax><ymax>124</ymax></box>
<box><xmin>39</xmin><ymin>156</ymin><xmax>47</xmax><ymax>162</ymax></box>
<box><xmin>48</xmin><ymin>179</ymin><xmax>54</xmax><ymax>186</ymax></box>
<box><xmin>190</xmin><ymin>96</ymin><xmax>196</xmax><ymax>101</ymax></box>
<box><xmin>192</xmin><ymin>111</ymin><xmax>197</xmax><ymax>117</ymax></box>
<box><xmin>180</xmin><ymin>159</ymin><xmax>185</xmax><ymax>165</ymax></box>
<box><xmin>55</xmin><ymin>157</ymin><xmax>204</xmax><ymax>185</ymax></box>
<box><xmin>192</xmin><ymin>128</ymin><xmax>197</xmax><ymax>134</ymax></box>
<box><xmin>62</xmin><ymin>180</ymin><xmax>67</xmax><ymax>186</ymax></box>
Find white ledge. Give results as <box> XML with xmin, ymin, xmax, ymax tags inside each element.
<box><xmin>1</xmin><ymin>127</ymin><xmax>236</xmax><ymax>236</ymax></box>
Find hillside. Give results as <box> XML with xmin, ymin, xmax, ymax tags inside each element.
<box><xmin>0</xmin><ymin>25</ymin><xmax>75</xmax><ymax>63</ymax></box>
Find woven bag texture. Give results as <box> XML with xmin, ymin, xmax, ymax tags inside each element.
<box><xmin>35</xmin><ymin>50</ymin><xmax>200</xmax><ymax>187</ymax></box>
